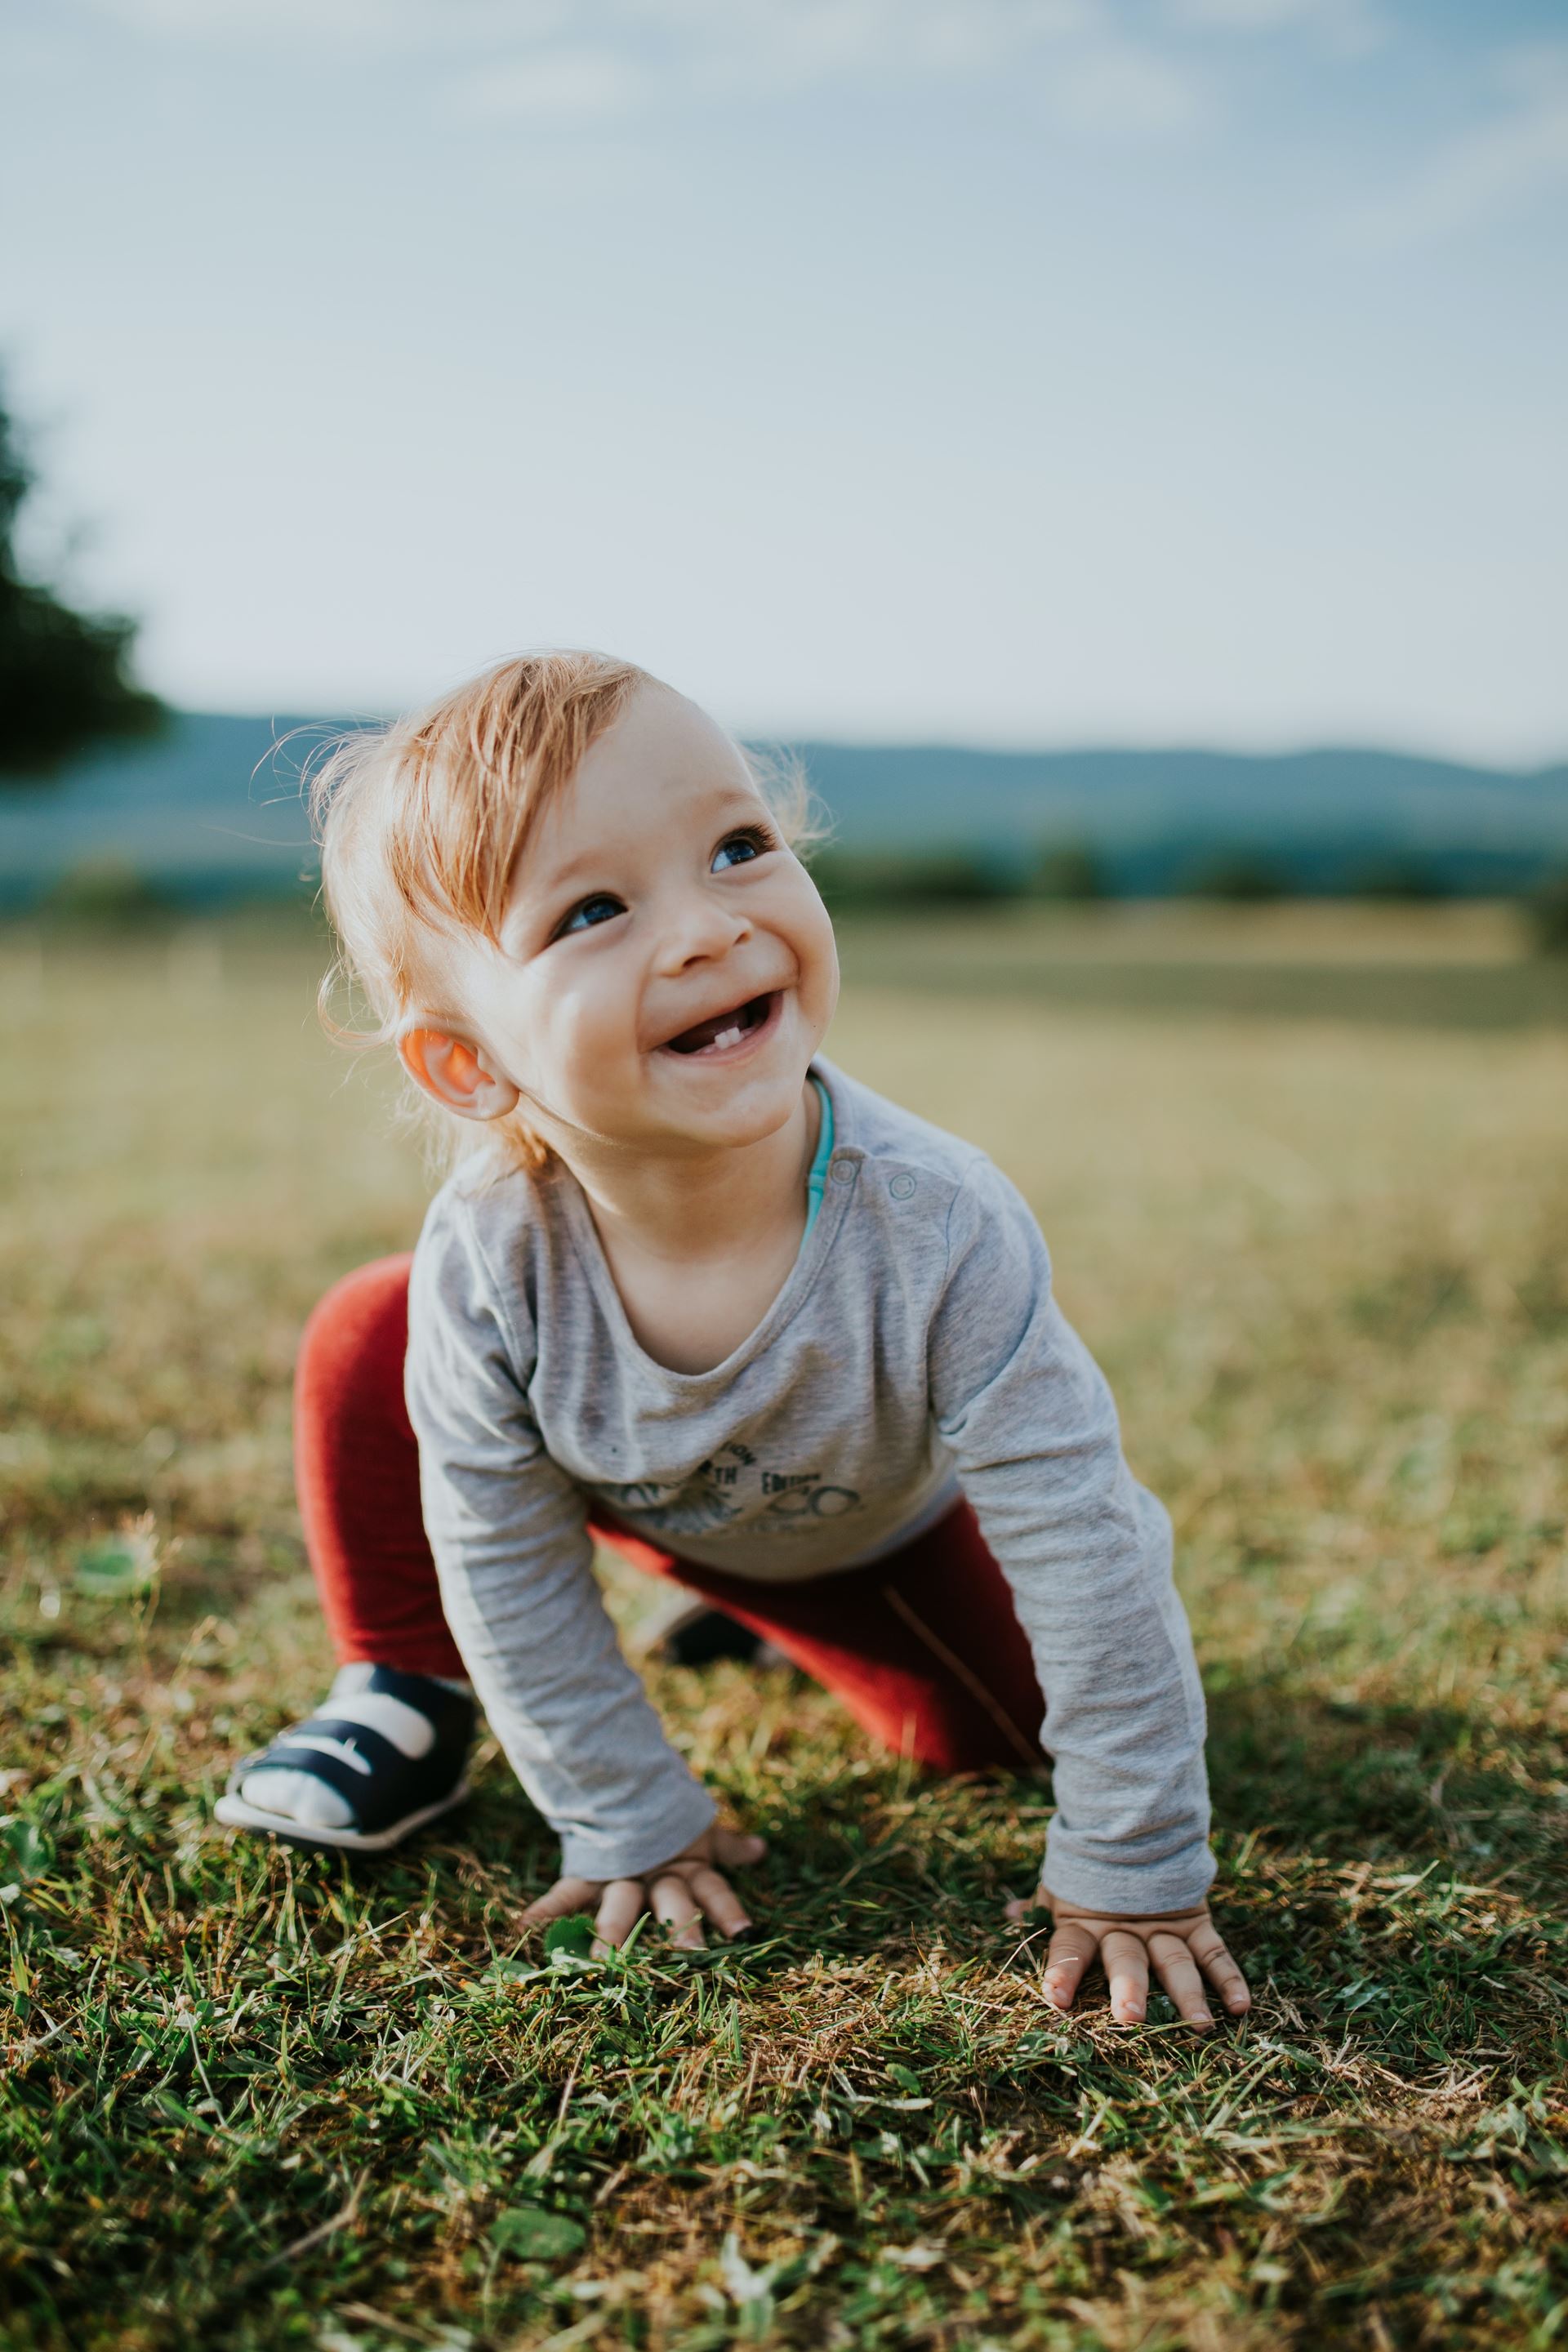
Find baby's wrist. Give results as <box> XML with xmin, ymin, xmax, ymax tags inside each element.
<box><xmin>1044</xmin><ymin>1885</ymin><xmax>1211</xmax><ymax>1922</ymax></box>
<box><xmin>1038</xmin><ymin>1838</ymin><xmax>1218</xmax><ymax>1920</ymax></box>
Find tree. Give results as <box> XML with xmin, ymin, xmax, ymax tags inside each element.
<box><xmin>0</xmin><ymin>386</ymin><xmax>164</xmax><ymax>781</ymax></box>
<box><xmin>1183</xmin><ymin>849</ymin><xmax>1290</xmax><ymax>902</ymax></box>
<box><xmin>1031</xmin><ymin>843</ymin><xmax>1107</xmax><ymax>901</ymax></box>
<box><xmin>1530</xmin><ymin>869</ymin><xmax>1568</xmax><ymax>956</ymax></box>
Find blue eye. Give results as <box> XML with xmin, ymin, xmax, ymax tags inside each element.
<box><xmin>712</xmin><ymin>826</ymin><xmax>771</xmax><ymax>872</ymax></box>
<box><xmin>555</xmin><ymin>893</ymin><xmax>625</xmax><ymax>938</ymax></box>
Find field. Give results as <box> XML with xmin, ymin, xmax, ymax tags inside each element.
<box><xmin>2</xmin><ymin>906</ymin><xmax>1566</xmax><ymax>2351</ymax></box>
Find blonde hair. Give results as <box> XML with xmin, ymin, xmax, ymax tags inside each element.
<box><xmin>309</xmin><ymin>649</ymin><xmax>813</xmax><ymax>1175</ymax></box>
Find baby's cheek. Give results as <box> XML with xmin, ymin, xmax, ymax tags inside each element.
<box><xmin>550</xmin><ymin>988</ymin><xmax>639</xmax><ymax>1101</ymax></box>
<box><xmin>798</xmin><ymin>911</ymin><xmax>841</xmax><ymax>1031</ymax></box>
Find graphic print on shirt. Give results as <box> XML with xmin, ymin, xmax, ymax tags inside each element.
<box><xmin>594</xmin><ymin>1440</ymin><xmax>862</xmax><ymax>1542</ymax></box>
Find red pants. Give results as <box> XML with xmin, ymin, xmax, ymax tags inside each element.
<box><xmin>296</xmin><ymin>1257</ymin><xmax>1047</xmax><ymax>1775</ymax></box>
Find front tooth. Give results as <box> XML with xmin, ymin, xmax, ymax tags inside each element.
<box><xmin>712</xmin><ymin>1024</ymin><xmax>742</xmax><ymax>1049</ymax></box>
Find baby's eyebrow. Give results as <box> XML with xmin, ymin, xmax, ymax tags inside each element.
<box><xmin>525</xmin><ymin>848</ymin><xmax>616</xmax><ymax>893</ymax></box>
<box><xmin>502</xmin><ymin>840</ymin><xmax>617</xmax><ymax>924</ymax></box>
<box><xmin>514</xmin><ymin>785</ymin><xmax>764</xmax><ymax>904</ymax></box>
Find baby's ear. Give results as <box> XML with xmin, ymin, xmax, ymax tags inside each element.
<box><xmin>399</xmin><ymin>1027</ymin><xmax>520</xmax><ymax>1122</ymax></box>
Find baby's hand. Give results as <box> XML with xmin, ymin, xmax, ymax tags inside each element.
<box><xmin>522</xmin><ymin>1822</ymin><xmax>766</xmax><ymax>1954</ymax></box>
<box><xmin>1004</xmin><ymin>1886</ymin><xmax>1250</xmax><ymax>2032</ymax></box>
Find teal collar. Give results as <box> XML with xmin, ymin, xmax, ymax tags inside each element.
<box><xmin>801</xmin><ymin>1072</ymin><xmax>835</xmax><ymax>1246</ymax></box>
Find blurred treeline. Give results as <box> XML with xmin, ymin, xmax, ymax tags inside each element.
<box><xmin>23</xmin><ymin>840</ymin><xmax>1568</xmax><ymax>958</ymax></box>
<box><xmin>804</xmin><ymin>844</ymin><xmax>1568</xmax><ymax>954</ymax></box>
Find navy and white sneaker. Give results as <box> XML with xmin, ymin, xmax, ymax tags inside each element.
<box><xmin>216</xmin><ymin>1664</ymin><xmax>475</xmax><ymax>1852</ymax></box>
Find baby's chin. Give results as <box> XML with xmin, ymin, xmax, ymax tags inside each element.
<box><xmin>660</xmin><ymin>1089</ymin><xmax>812</xmax><ymax>1155</ymax></box>
<box><xmin>635</xmin><ymin>1062</ymin><xmax>817</xmax><ymax>1156</ymax></box>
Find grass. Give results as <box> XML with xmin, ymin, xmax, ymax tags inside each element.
<box><xmin>834</xmin><ymin>900</ymin><xmax>1568</xmax><ymax>1030</ymax></box>
<box><xmin>2</xmin><ymin>908</ymin><xmax>1566</xmax><ymax>2351</ymax></box>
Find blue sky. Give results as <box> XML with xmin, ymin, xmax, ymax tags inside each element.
<box><xmin>2</xmin><ymin>0</ymin><xmax>1566</xmax><ymax>757</ymax></box>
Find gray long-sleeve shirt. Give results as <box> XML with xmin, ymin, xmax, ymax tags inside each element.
<box><xmin>404</xmin><ymin>1058</ymin><xmax>1215</xmax><ymax>1913</ymax></box>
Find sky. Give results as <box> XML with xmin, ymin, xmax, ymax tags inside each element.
<box><xmin>2</xmin><ymin>0</ymin><xmax>1566</xmax><ymax>760</ymax></box>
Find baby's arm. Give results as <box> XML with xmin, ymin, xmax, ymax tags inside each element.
<box><xmin>407</xmin><ymin>1198</ymin><xmax>753</xmax><ymax>1940</ymax></box>
<box><xmin>931</xmin><ymin>1158</ymin><xmax>1249</xmax><ymax>2028</ymax></box>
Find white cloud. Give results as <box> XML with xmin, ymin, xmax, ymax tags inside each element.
<box><xmin>79</xmin><ymin>0</ymin><xmax>1205</xmax><ymax>135</ymax></box>
<box><xmin>452</xmin><ymin>0</ymin><xmax>1206</xmax><ymax>133</ymax></box>
<box><xmin>461</xmin><ymin>45</ymin><xmax>650</xmax><ymax>119</ymax></box>
<box><xmin>83</xmin><ymin>0</ymin><xmax>546</xmax><ymax>36</ymax></box>
<box><xmin>82</xmin><ymin>0</ymin><xmax>1094</xmax><ymax>56</ymax></box>
<box><xmin>70</xmin><ymin>0</ymin><xmax>1443</xmax><ymax>143</ymax></box>
<box><xmin>1354</xmin><ymin>41</ymin><xmax>1568</xmax><ymax>246</ymax></box>
<box><xmin>68</xmin><ymin>0</ymin><xmax>1568</xmax><ymax>193</ymax></box>
<box><xmin>1048</xmin><ymin>37</ymin><xmax>1206</xmax><ymax>135</ymax></box>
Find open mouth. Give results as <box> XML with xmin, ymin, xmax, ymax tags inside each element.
<box><xmin>660</xmin><ymin>992</ymin><xmax>777</xmax><ymax>1057</ymax></box>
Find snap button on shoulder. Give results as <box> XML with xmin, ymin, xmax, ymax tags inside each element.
<box><xmin>889</xmin><ymin>1172</ymin><xmax>917</xmax><ymax>1200</ymax></box>
<box><xmin>829</xmin><ymin>1158</ymin><xmax>856</xmax><ymax>1186</ymax></box>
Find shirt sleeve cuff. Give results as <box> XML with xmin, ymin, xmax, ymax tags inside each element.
<box><xmin>556</xmin><ymin>1780</ymin><xmax>718</xmax><ymax>1884</ymax></box>
<box><xmin>1041</xmin><ymin>1829</ymin><xmax>1218</xmax><ymax>1916</ymax></box>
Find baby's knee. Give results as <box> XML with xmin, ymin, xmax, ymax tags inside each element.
<box><xmin>297</xmin><ymin>1254</ymin><xmax>415</xmax><ymax>1396</ymax></box>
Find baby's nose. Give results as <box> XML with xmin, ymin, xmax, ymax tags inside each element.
<box><xmin>660</xmin><ymin>895</ymin><xmax>750</xmax><ymax>966</ymax></box>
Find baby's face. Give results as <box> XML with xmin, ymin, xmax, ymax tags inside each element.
<box><xmin>450</xmin><ymin>684</ymin><xmax>839</xmax><ymax>1158</ymax></box>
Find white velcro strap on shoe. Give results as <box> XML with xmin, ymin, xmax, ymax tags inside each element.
<box><xmin>318</xmin><ymin>1682</ymin><xmax>438</xmax><ymax>1760</ymax></box>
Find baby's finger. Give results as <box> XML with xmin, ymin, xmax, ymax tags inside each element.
<box><xmin>592</xmin><ymin>1878</ymin><xmax>648</xmax><ymax>1955</ymax></box>
<box><xmin>1099</xmin><ymin>1929</ymin><xmax>1150</xmax><ymax>2025</ymax></box>
<box><xmin>1147</xmin><ymin>1930</ymin><xmax>1214</xmax><ymax>2029</ymax></box>
<box><xmin>521</xmin><ymin>1877</ymin><xmax>604</xmax><ymax>1930</ymax></box>
<box><xmin>712</xmin><ymin>1828</ymin><xmax>767</xmax><ymax>1869</ymax></box>
<box><xmin>1188</xmin><ymin>1924</ymin><xmax>1252</xmax><ymax>2015</ymax></box>
<box><xmin>681</xmin><ymin>1864</ymin><xmax>753</xmax><ymax>1940</ymax></box>
<box><xmin>650</xmin><ymin>1870</ymin><xmax>706</xmax><ymax>1950</ymax></box>
<box><xmin>1041</xmin><ymin>1919</ymin><xmax>1099</xmax><ymax>2011</ymax></box>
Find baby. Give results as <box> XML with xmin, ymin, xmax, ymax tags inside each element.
<box><xmin>217</xmin><ymin>652</ymin><xmax>1249</xmax><ymax>2031</ymax></box>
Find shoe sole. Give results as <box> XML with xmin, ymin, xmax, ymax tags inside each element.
<box><xmin>213</xmin><ymin>1780</ymin><xmax>470</xmax><ymax>1854</ymax></box>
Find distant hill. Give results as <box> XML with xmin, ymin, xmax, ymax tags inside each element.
<box><xmin>0</xmin><ymin>711</ymin><xmax>1564</xmax><ymax>906</ymax></box>
<box><xmin>0</xmin><ymin>713</ymin><xmax>328</xmax><ymax>906</ymax></box>
<box><xmin>794</xmin><ymin>742</ymin><xmax>1568</xmax><ymax>895</ymax></box>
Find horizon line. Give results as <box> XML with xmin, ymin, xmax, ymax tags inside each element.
<box><xmin>160</xmin><ymin>709</ymin><xmax>1568</xmax><ymax>782</ymax></box>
